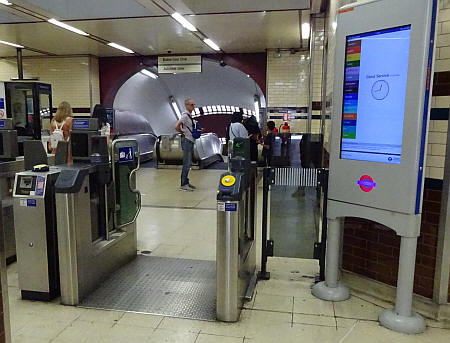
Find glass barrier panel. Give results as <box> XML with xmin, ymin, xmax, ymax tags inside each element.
<box><xmin>112</xmin><ymin>140</ymin><xmax>140</xmax><ymax>228</ymax></box>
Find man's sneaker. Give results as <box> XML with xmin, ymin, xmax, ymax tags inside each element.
<box><xmin>188</xmin><ymin>183</ymin><xmax>196</xmax><ymax>190</ymax></box>
<box><xmin>179</xmin><ymin>185</ymin><xmax>193</xmax><ymax>191</ymax></box>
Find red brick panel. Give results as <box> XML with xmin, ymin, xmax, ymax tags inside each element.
<box><xmin>342</xmin><ymin>188</ymin><xmax>441</xmax><ymax>299</ymax></box>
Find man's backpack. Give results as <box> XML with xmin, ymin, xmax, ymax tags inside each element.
<box><xmin>187</xmin><ymin>115</ymin><xmax>202</xmax><ymax>139</ymax></box>
<box><xmin>49</xmin><ymin>120</ymin><xmax>65</xmax><ymax>149</ymax></box>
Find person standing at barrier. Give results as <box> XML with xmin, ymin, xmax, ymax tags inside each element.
<box><xmin>243</xmin><ymin>115</ymin><xmax>262</xmax><ymax>162</ymax></box>
<box><xmin>228</xmin><ymin>112</ymin><xmax>248</xmax><ymax>141</ymax></box>
<box><xmin>261</xmin><ymin>121</ymin><xmax>276</xmax><ymax>166</ymax></box>
<box><xmin>175</xmin><ymin>98</ymin><xmax>197</xmax><ymax>191</ymax></box>
<box><xmin>49</xmin><ymin>101</ymin><xmax>73</xmax><ymax>161</ymax></box>
<box><xmin>93</xmin><ymin>104</ymin><xmax>111</xmax><ymax>144</ymax></box>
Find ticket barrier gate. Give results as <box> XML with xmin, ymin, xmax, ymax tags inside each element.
<box><xmin>258</xmin><ymin>167</ymin><xmax>329</xmax><ymax>282</ymax></box>
<box><xmin>55</xmin><ymin>124</ymin><xmax>141</xmax><ymax>305</ymax></box>
<box><xmin>216</xmin><ymin>139</ymin><xmax>257</xmax><ymax>322</ymax></box>
<box><xmin>12</xmin><ymin>118</ymin><xmax>141</xmax><ymax>303</ymax></box>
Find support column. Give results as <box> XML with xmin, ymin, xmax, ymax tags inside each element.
<box><xmin>312</xmin><ymin>217</ymin><xmax>349</xmax><ymax>301</ymax></box>
<box><xmin>16</xmin><ymin>48</ymin><xmax>23</xmax><ymax>80</ymax></box>
<box><xmin>379</xmin><ymin>236</ymin><xmax>426</xmax><ymax>334</ymax></box>
<box><xmin>307</xmin><ymin>15</ymin><xmax>315</xmax><ymax>134</ymax></box>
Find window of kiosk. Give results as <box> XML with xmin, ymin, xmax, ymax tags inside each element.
<box><xmin>39</xmin><ymin>93</ymin><xmax>51</xmax><ymax>134</ymax></box>
<box><xmin>340</xmin><ymin>25</ymin><xmax>411</xmax><ymax>164</ymax></box>
<box><xmin>8</xmin><ymin>84</ymin><xmax>35</xmax><ymax>139</ymax></box>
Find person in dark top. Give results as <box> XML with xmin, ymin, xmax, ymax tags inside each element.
<box><xmin>243</xmin><ymin>115</ymin><xmax>262</xmax><ymax>162</ymax></box>
<box><xmin>261</xmin><ymin>121</ymin><xmax>276</xmax><ymax>166</ymax></box>
<box><xmin>92</xmin><ymin>104</ymin><xmax>111</xmax><ymax>143</ymax></box>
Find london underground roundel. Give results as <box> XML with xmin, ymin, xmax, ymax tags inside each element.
<box><xmin>357</xmin><ymin>175</ymin><xmax>376</xmax><ymax>192</ymax></box>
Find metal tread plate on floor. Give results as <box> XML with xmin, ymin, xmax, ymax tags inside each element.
<box><xmin>79</xmin><ymin>255</ymin><xmax>216</xmax><ymax>321</ymax></box>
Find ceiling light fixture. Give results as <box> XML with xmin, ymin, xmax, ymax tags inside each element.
<box><xmin>140</xmin><ymin>69</ymin><xmax>158</xmax><ymax>79</ymax></box>
<box><xmin>48</xmin><ymin>18</ymin><xmax>89</xmax><ymax>36</ymax></box>
<box><xmin>107</xmin><ymin>42</ymin><xmax>134</xmax><ymax>54</ymax></box>
<box><xmin>203</xmin><ymin>38</ymin><xmax>220</xmax><ymax>51</ymax></box>
<box><xmin>0</xmin><ymin>0</ymin><xmax>12</xmax><ymax>5</ymax></box>
<box><xmin>254</xmin><ymin>95</ymin><xmax>260</xmax><ymax>122</ymax></box>
<box><xmin>169</xmin><ymin>96</ymin><xmax>182</xmax><ymax>119</ymax></box>
<box><xmin>0</xmin><ymin>40</ymin><xmax>24</xmax><ymax>48</ymax></box>
<box><xmin>301</xmin><ymin>23</ymin><xmax>310</xmax><ymax>39</ymax></box>
<box><xmin>171</xmin><ymin>12</ymin><xmax>197</xmax><ymax>32</ymax></box>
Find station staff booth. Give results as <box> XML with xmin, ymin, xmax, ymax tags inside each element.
<box><xmin>0</xmin><ymin>81</ymin><xmax>52</xmax><ymax>263</ymax></box>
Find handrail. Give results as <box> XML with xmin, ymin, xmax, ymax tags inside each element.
<box><xmin>111</xmin><ymin>138</ymin><xmax>141</xmax><ymax>230</ymax></box>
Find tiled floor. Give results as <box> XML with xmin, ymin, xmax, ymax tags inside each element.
<box><xmin>6</xmin><ymin>167</ymin><xmax>450</xmax><ymax>342</ymax></box>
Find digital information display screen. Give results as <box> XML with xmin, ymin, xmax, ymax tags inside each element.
<box><xmin>340</xmin><ymin>25</ymin><xmax>411</xmax><ymax>164</ymax></box>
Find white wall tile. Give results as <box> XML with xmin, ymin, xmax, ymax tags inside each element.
<box><xmin>0</xmin><ymin>56</ymin><xmax>96</xmax><ymax>110</ymax></box>
<box><xmin>429</xmin><ymin>166</ymin><xmax>445</xmax><ymax>179</ymax></box>
<box><xmin>432</xmin><ymin>143</ymin><xmax>447</xmax><ymax>156</ymax></box>
<box><xmin>434</xmin><ymin>96</ymin><xmax>450</xmax><ymax>108</ymax></box>
<box><xmin>432</xmin><ymin>119</ymin><xmax>449</xmax><ymax>132</ymax></box>
<box><xmin>428</xmin><ymin>131</ymin><xmax>448</xmax><ymax>144</ymax></box>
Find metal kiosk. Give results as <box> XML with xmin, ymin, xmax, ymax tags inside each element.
<box><xmin>216</xmin><ymin>138</ymin><xmax>257</xmax><ymax>322</ymax></box>
<box><xmin>312</xmin><ymin>0</ymin><xmax>438</xmax><ymax>334</ymax></box>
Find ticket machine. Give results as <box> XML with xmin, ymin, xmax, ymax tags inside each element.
<box><xmin>13</xmin><ymin>168</ymin><xmax>60</xmax><ymax>300</ymax></box>
<box><xmin>311</xmin><ymin>0</ymin><xmax>437</xmax><ymax>334</ymax></box>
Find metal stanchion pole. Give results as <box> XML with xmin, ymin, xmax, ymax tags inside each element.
<box><xmin>258</xmin><ymin>168</ymin><xmax>270</xmax><ymax>280</ymax></box>
<box><xmin>311</xmin><ymin>216</ymin><xmax>349</xmax><ymax>301</ymax></box>
<box><xmin>379</xmin><ymin>236</ymin><xmax>426</xmax><ymax>334</ymax></box>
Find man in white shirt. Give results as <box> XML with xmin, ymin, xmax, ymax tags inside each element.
<box><xmin>175</xmin><ymin>98</ymin><xmax>197</xmax><ymax>191</ymax></box>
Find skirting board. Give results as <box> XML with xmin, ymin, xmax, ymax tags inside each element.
<box><xmin>341</xmin><ymin>270</ymin><xmax>450</xmax><ymax>326</ymax></box>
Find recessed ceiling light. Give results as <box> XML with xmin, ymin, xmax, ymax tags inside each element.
<box><xmin>0</xmin><ymin>40</ymin><xmax>24</xmax><ymax>48</ymax></box>
<box><xmin>203</xmin><ymin>38</ymin><xmax>220</xmax><ymax>51</ymax></box>
<box><xmin>107</xmin><ymin>42</ymin><xmax>134</xmax><ymax>54</ymax></box>
<box><xmin>171</xmin><ymin>12</ymin><xmax>197</xmax><ymax>32</ymax></box>
<box><xmin>0</xmin><ymin>0</ymin><xmax>12</xmax><ymax>5</ymax></box>
<box><xmin>140</xmin><ymin>69</ymin><xmax>158</xmax><ymax>79</ymax></box>
<box><xmin>48</xmin><ymin>18</ymin><xmax>89</xmax><ymax>36</ymax></box>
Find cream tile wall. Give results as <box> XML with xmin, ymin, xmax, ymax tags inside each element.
<box><xmin>266</xmin><ymin>18</ymin><xmax>325</xmax><ymax>135</ymax></box>
<box><xmin>89</xmin><ymin>56</ymin><xmax>101</xmax><ymax>111</ymax></box>
<box><xmin>0</xmin><ymin>56</ymin><xmax>100</xmax><ymax>114</ymax></box>
<box><xmin>267</xmin><ymin>117</ymin><xmax>322</xmax><ymax>134</ymax></box>
<box><xmin>426</xmin><ymin>120</ymin><xmax>448</xmax><ymax>179</ymax></box>
<box><xmin>312</xmin><ymin>18</ymin><xmax>325</xmax><ymax>103</ymax></box>
<box><xmin>267</xmin><ymin>50</ymin><xmax>310</xmax><ymax>107</ymax></box>
<box><xmin>426</xmin><ymin>0</ymin><xmax>450</xmax><ymax>179</ymax></box>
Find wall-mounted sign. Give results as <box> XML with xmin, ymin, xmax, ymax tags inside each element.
<box><xmin>282</xmin><ymin>113</ymin><xmax>294</xmax><ymax>122</ymax></box>
<box><xmin>119</xmin><ymin>146</ymin><xmax>134</xmax><ymax>163</ymax></box>
<box><xmin>158</xmin><ymin>56</ymin><xmax>202</xmax><ymax>74</ymax></box>
<box><xmin>357</xmin><ymin>175</ymin><xmax>376</xmax><ymax>193</ymax></box>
